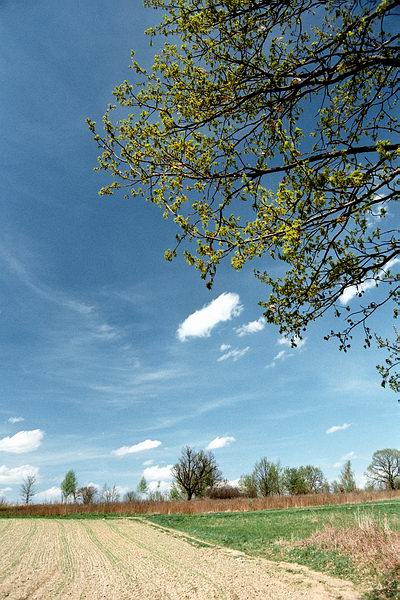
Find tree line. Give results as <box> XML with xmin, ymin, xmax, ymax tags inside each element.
<box><xmin>19</xmin><ymin>447</ymin><xmax>399</xmax><ymax>504</ymax></box>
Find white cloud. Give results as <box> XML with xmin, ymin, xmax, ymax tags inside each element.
<box><xmin>0</xmin><ymin>487</ymin><xmax>12</xmax><ymax>495</ymax></box>
<box><xmin>206</xmin><ymin>435</ymin><xmax>236</xmax><ymax>450</ymax></box>
<box><xmin>220</xmin><ymin>344</ymin><xmax>231</xmax><ymax>352</ymax></box>
<box><xmin>0</xmin><ymin>465</ymin><xmax>39</xmax><ymax>484</ymax></box>
<box><xmin>340</xmin><ymin>280</ymin><xmax>377</xmax><ymax>305</ymax></box>
<box><xmin>278</xmin><ymin>335</ymin><xmax>307</xmax><ymax>349</ymax></box>
<box><xmin>217</xmin><ymin>346</ymin><xmax>250</xmax><ymax>362</ymax></box>
<box><xmin>112</xmin><ymin>439</ymin><xmax>161</xmax><ymax>457</ymax></box>
<box><xmin>326</xmin><ymin>423</ymin><xmax>352</xmax><ymax>434</ymax></box>
<box><xmin>367</xmin><ymin>198</ymin><xmax>388</xmax><ymax>226</ymax></box>
<box><xmin>7</xmin><ymin>417</ymin><xmax>24</xmax><ymax>424</ymax></box>
<box><xmin>177</xmin><ymin>292</ymin><xmax>242</xmax><ymax>341</ymax></box>
<box><xmin>143</xmin><ymin>459</ymin><xmax>154</xmax><ymax>466</ymax></box>
<box><xmin>236</xmin><ymin>317</ymin><xmax>265</xmax><ymax>337</ymax></box>
<box><xmin>93</xmin><ymin>324</ymin><xmax>119</xmax><ymax>341</ymax></box>
<box><xmin>227</xmin><ymin>479</ymin><xmax>240</xmax><ymax>488</ymax></box>
<box><xmin>266</xmin><ymin>349</ymin><xmax>292</xmax><ymax>369</ymax></box>
<box><xmin>84</xmin><ymin>481</ymin><xmax>101</xmax><ymax>491</ymax></box>
<box><xmin>340</xmin><ymin>257</ymin><xmax>400</xmax><ymax>305</ymax></box>
<box><xmin>0</xmin><ymin>430</ymin><xmax>44</xmax><ymax>454</ymax></box>
<box><xmin>148</xmin><ymin>480</ymin><xmax>172</xmax><ymax>493</ymax></box>
<box><xmin>274</xmin><ymin>350</ymin><xmax>287</xmax><ymax>361</ymax></box>
<box><xmin>35</xmin><ymin>486</ymin><xmax>61</xmax><ymax>502</ymax></box>
<box><xmin>267</xmin><ymin>336</ymin><xmax>306</xmax><ymax>368</ymax></box>
<box><xmin>143</xmin><ymin>464</ymin><xmax>173</xmax><ymax>481</ymax></box>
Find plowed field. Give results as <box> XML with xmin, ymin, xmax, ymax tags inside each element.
<box><xmin>0</xmin><ymin>518</ymin><xmax>361</xmax><ymax>599</ymax></box>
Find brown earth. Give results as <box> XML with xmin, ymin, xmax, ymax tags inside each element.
<box><xmin>0</xmin><ymin>518</ymin><xmax>361</xmax><ymax>599</ymax></box>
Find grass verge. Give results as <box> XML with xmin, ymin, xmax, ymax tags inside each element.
<box><xmin>146</xmin><ymin>500</ymin><xmax>400</xmax><ymax>598</ymax></box>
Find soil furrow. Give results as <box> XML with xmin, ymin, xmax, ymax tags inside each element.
<box><xmin>0</xmin><ymin>518</ymin><xmax>361</xmax><ymax>600</ymax></box>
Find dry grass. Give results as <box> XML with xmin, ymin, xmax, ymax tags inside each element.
<box><xmin>293</xmin><ymin>513</ymin><xmax>400</xmax><ymax>598</ymax></box>
<box><xmin>1</xmin><ymin>489</ymin><xmax>399</xmax><ymax>517</ymax></box>
<box><xmin>297</xmin><ymin>514</ymin><xmax>400</xmax><ymax>573</ymax></box>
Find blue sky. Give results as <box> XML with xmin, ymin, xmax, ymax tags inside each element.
<box><xmin>0</xmin><ymin>0</ymin><xmax>398</xmax><ymax>502</ymax></box>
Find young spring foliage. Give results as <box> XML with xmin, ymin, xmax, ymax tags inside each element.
<box><xmin>89</xmin><ymin>0</ymin><xmax>400</xmax><ymax>390</ymax></box>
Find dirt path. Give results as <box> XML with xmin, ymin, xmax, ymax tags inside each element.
<box><xmin>0</xmin><ymin>518</ymin><xmax>361</xmax><ymax>599</ymax></box>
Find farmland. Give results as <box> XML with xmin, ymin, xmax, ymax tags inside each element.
<box><xmin>0</xmin><ymin>518</ymin><xmax>360</xmax><ymax>599</ymax></box>
<box><xmin>148</xmin><ymin>499</ymin><xmax>400</xmax><ymax>597</ymax></box>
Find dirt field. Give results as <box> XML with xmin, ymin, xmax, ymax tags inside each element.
<box><xmin>0</xmin><ymin>518</ymin><xmax>361</xmax><ymax>599</ymax></box>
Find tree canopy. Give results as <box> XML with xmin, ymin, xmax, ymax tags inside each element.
<box><xmin>61</xmin><ymin>470</ymin><xmax>78</xmax><ymax>502</ymax></box>
<box><xmin>366</xmin><ymin>448</ymin><xmax>400</xmax><ymax>489</ymax></box>
<box><xmin>172</xmin><ymin>446</ymin><xmax>222</xmax><ymax>500</ymax></box>
<box><xmin>89</xmin><ymin>0</ymin><xmax>400</xmax><ymax>389</ymax></box>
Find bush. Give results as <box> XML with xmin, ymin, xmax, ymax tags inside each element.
<box><xmin>207</xmin><ymin>485</ymin><xmax>243</xmax><ymax>500</ymax></box>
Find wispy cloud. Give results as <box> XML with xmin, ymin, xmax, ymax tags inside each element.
<box><xmin>143</xmin><ymin>464</ymin><xmax>173</xmax><ymax>481</ymax></box>
<box><xmin>266</xmin><ymin>349</ymin><xmax>292</xmax><ymax>369</ymax></box>
<box><xmin>334</xmin><ymin>451</ymin><xmax>355</xmax><ymax>468</ymax></box>
<box><xmin>266</xmin><ymin>335</ymin><xmax>306</xmax><ymax>368</ymax></box>
<box><xmin>0</xmin><ymin>245</ymin><xmax>94</xmax><ymax>315</ymax></box>
<box><xmin>236</xmin><ymin>317</ymin><xmax>265</xmax><ymax>337</ymax></box>
<box><xmin>220</xmin><ymin>343</ymin><xmax>231</xmax><ymax>352</ymax></box>
<box><xmin>326</xmin><ymin>423</ymin><xmax>352</xmax><ymax>434</ymax></box>
<box><xmin>93</xmin><ymin>324</ymin><xmax>119</xmax><ymax>341</ymax></box>
<box><xmin>0</xmin><ymin>429</ymin><xmax>44</xmax><ymax>454</ymax></box>
<box><xmin>206</xmin><ymin>435</ymin><xmax>235</xmax><ymax>450</ymax></box>
<box><xmin>134</xmin><ymin>369</ymin><xmax>181</xmax><ymax>384</ymax></box>
<box><xmin>342</xmin><ymin>451</ymin><xmax>355</xmax><ymax>460</ymax></box>
<box><xmin>217</xmin><ymin>346</ymin><xmax>250</xmax><ymax>362</ymax></box>
<box><xmin>0</xmin><ymin>464</ymin><xmax>39</xmax><ymax>484</ymax></box>
<box><xmin>112</xmin><ymin>439</ymin><xmax>161</xmax><ymax>458</ymax></box>
<box><xmin>7</xmin><ymin>416</ymin><xmax>24</xmax><ymax>424</ymax></box>
<box><xmin>177</xmin><ymin>292</ymin><xmax>242</xmax><ymax>341</ymax></box>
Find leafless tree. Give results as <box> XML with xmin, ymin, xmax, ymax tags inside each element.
<box><xmin>172</xmin><ymin>446</ymin><xmax>222</xmax><ymax>501</ymax></box>
<box><xmin>20</xmin><ymin>474</ymin><xmax>37</xmax><ymax>505</ymax></box>
<box><xmin>78</xmin><ymin>485</ymin><xmax>98</xmax><ymax>505</ymax></box>
<box><xmin>100</xmin><ymin>484</ymin><xmax>120</xmax><ymax>503</ymax></box>
<box><xmin>366</xmin><ymin>449</ymin><xmax>400</xmax><ymax>490</ymax></box>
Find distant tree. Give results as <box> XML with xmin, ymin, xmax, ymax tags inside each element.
<box><xmin>169</xmin><ymin>483</ymin><xmax>184</xmax><ymax>501</ymax></box>
<box><xmin>364</xmin><ymin>481</ymin><xmax>378</xmax><ymax>492</ymax></box>
<box><xmin>100</xmin><ymin>484</ymin><xmax>120</xmax><ymax>503</ymax></box>
<box><xmin>339</xmin><ymin>460</ymin><xmax>357</xmax><ymax>493</ymax></box>
<box><xmin>78</xmin><ymin>485</ymin><xmax>98</xmax><ymax>505</ymax></box>
<box><xmin>301</xmin><ymin>465</ymin><xmax>328</xmax><ymax>494</ymax></box>
<box><xmin>148</xmin><ymin>481</ymin><xmax>166</xmax><ymax>502</ymax></box>
<box><xmin>20</xmin><ymin>474</ymin><xmax>37</xmax><ymax>505</ymax></box>
<box><xmin>136</xmin><ymin>476</ymin><xmax>149</xmax><ymax>497</ymax></box>
<box><xmin>253</xmin><ymin>458</ymin><xmax>282</xmax><ymax>497</ymax></box>
<box><xmin>61</xmin><ymin>470</ymin><xmax>78</xmax><ymax>503</ymax></box>
<box><xmin>366</xmin><ymin>449</ymin><xmax>400</xmax><ymax>490</ymax></box>
<box><xmin>283</xmin><ymin>467</ymin><xmax>309</xmax><ymax>495</ymax></box>
<box><xmin>238</xmin><ymin>473</ymin><xmax>258</xmax><ymax>498</ymax></box>
<box><xmin>123</xmin><ymin>490</ymin><xmax>137</xmax><ymax>502</ymax></box>
<box><xmin>172</xmin><ymin>446</ymin><xmax>222</xmax><ymax>501</ymax></box>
